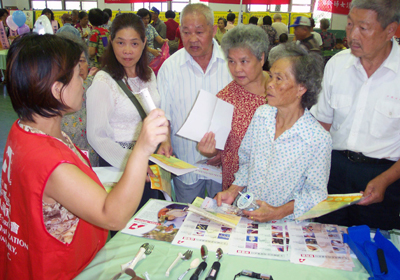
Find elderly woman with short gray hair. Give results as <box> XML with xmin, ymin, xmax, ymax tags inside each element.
<box><xmin>198</xmin><ymin>24</ymin><xmax>270</xmax><ymax>191</ymax></box>
<box><xmin>215</xmin><ymin>42</ymin><xmax>332</xmax><ymax>222</ymax></box>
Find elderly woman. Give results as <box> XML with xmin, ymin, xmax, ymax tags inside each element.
<box><xmin>198</xmin><ymin>24</ymin><xmax>269</xmax><ymax>191</ymax></box>
<box><xmin>215</xmin><ymin>43</ymin><xmax>332</xmax><ymax>222</ymax></box>
<box><xmin>320</xmin><ymin>18</ymin><xmax>336</xmax><ymax>50</ymax></box>
<box><xmin>137</xmin><ymin>8</ymin><xmax>168</xmax><ymax>62</ymax></box>
<box><xmin>261</xmin><ymin>16</ymin><xmax>278</xmax><ymax>51</ymax></box>
<box><xmin>0</xmin><ymin>34</ymin><xmax>167</xmax><ymax>279</ymax></box>
<box><xmin>58</xmin><ymin>33</ymin><xmax>99</xmax><ymax>167</ymax></box>
<box><xmin>214</xmin><ymin>17</ymin><xmax>227</xmax><ymax>45</ymax></box>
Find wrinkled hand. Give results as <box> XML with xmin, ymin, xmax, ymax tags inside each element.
<box><xmin>136</xmin><ymin>109</ymin><xmax>168</xmax><ymax>157</ymax></box>
<box><xmin>214</xmin><ymin>185</ymin><xmax>243</xmax><ymax>206</ymax></box>
<box><xmin>207</xmin><ymin>152</ymin><xmax>221</xmax><ymax>166</ymax></box>
<box><xmin>88</xmin><ymin>67</ymin><xmax>99</xmax><ymax>76</ymax></box>
<box><xmin>157</xmin><ymin>141</ymin><xmax>173</xmax><ymax>157</ymax></box>
<box><xmin>357</xmin><ymin>176</ymin><xmax>389</xmax><ymax>206</ymax></box>
<box><xmin>163</xmin><ymin>38</ymin><xmax>169</xmax><ymax>44</ymax></box>
<box><xmin>243</xmin><ymin>201</ymin><xmax>279</xmax><ymax>223</ymax></box>
<box><xmin>198</xmin><ymin>132</ymin><xmax>218</xmax><ymax>158</ymax></box>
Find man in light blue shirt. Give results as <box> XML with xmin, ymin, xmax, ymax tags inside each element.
<box><xmin>157</xmin><ymin>3</ymin><xmax>232</xmax><ymax>203</ymax></box>
<box><xmin>56</xmin><ymin>14</ymin><xmax>81</xmax><ymax>39</ymax></box>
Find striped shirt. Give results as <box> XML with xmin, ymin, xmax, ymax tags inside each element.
<box><xmin>158</xmin><ymin>39</ymin><xmax>233</xmax><ymax>184</ymax></box>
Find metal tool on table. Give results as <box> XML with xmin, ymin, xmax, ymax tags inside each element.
<box><xmin>112</xmin><ymin>243</ymin><xmax>154</xmax><ymax>280</ymax></box>
<box><xmin>189</xmin><ymin>245</ymin><xmax>208</xmax><ymax>280</ymax></box>
<box><xmin>165</xmin><ymin>250</ymin><xmax>193</xmax><ymax>277</ymax></box>
<box><xmin>177</xmin><ymin>258</ymin><xmax>200</xmax><ymax>280</ymax></box>
<box><xmin>205</xmin><ymin>248</ymin><xmax>223</xmax><ymax>280</ymax></box>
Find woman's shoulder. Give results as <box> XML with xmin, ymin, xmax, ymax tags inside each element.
<box><xmin>304</xmin><ymin>110</ymin><xmax>332</xmax><ymax>143</ymax></box>
<box><xmin>92</xmin><ymin>70</ymin><xmax>114</xmax><ymax>83</ymax></box>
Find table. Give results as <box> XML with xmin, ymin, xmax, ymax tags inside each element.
<box><xmin>75</xmin><ymin>222</ymin><xmax>370</xmax><ymax>280</ymax></box>
<box><xmin>0</xmin><ymin>49</ymin><xmax>8</xmax><ymax>70</ymax></box>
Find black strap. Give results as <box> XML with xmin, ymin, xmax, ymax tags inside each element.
<box><xmin>115</xmin><ymin>79</ymin><xmax>147</xmax><ymax>121</ymax></box>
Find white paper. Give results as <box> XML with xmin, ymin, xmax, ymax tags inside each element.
<box><xmin>194</xmin><ymin>159</ymin><xmax>222</xmax><ymax>183</ymax></box>
<box><xmin>177</xmin><ymin>90</ymin><xmax>234</xmax><ymax>150</ymax></box>
<box><xmin>93</xmin><ymin>167</ymin><xmax>123</xmax><ymax>183</ymax></box>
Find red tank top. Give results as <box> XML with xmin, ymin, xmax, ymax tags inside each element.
<box><xmin>0</xmin><ymin>121</ymin><xmax>108</xmax><ymax>280</ymax></box>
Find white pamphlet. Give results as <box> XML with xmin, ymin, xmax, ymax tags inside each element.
<box><xmin>176</xmin><ymin>89</ymin><xmax>234</xmax><ymax>150</ymax></box>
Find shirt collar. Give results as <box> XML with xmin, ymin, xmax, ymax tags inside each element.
<box><xmin>181</xmin><ymin>39</ymin><xmax>226</xmax><ymax>68</ymax></box>
<box><xmin>345</xmin><ymin>38</ymin><xmax>399</xmax><ymax>74</ymax></box>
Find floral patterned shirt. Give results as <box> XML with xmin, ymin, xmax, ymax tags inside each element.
<box><xmin>145</xmin><ymin>24</ymin><xmax>160</xmax><ymax>62</ymax></box>
<box><xmin>233</xmin><ymin>105</ymin><xmax>332</xmax><ymax>219</ymax></box>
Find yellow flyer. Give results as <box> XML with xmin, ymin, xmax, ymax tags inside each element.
<box><xmin>149</xmin><ymin>154</ymin><xmax>198</xmax><ymax>176</ymax></box>
<box><xmin>149</xmin><ymin>164</ymin><xmax>172</xmax><ymax>200</ymax></box>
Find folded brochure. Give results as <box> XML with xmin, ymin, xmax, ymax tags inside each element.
<box><xmin>149</xmin><ymin>154</ymin><xmax>198</xmax><ymax>176</ymax></box>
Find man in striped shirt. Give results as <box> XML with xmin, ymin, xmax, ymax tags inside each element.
<box><xmin>157</xmin><ymin>3</ymin><xmax>232</xmax><ymax>203</ymax></box>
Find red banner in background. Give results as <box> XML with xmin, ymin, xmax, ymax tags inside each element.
<box><xmin>317</xmin><ymin>0</ymin><xmax>351</xmax><ymax>15</ymax></box>
<box><xmin>202</xmin><ymin>0</ymin><xmax>289</xmax><ymax>4</ymax></box>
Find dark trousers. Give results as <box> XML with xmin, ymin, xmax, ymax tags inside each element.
<box><xmin>317</xmin><ymin>150</ymin><xmax>400</xmax><ymax>230</ymax></box>
<box><xmin>99</xmin><ymin>156</ymin><xmax>163</xmax><ymax>237</ymax></box>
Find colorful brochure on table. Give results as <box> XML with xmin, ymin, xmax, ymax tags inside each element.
<box><xmin>149</xmin><ymin>154</ymin><xmax>198</xmax><ymax>176</ymax></box>
<box><xmin>176</xmin><ymin>89</ymin><xmax>234</xmax><ymax>150</ymax></box>
<box><xmin>296</xmin><ymin>193</ymin><xmax>364</xmax><ymax>220</ymax></box>
<box><xmin>288</xmin><ymin>222</ymin><xmax>354</xmax><ymax>271</ymax></box>
<box><xmin>149</xmin><ymin>164</ymin><xmax>172</xmax><ymax>200</ymax></box>
<box><xmin>121</xmin><ymin>199</ymin><xmax>189</xmax><ymax>243</ymax></box>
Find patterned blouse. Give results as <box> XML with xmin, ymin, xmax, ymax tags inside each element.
<box><xmin>62</xmin><ymin>75</ymin><xmax>99</xmax><ymax>167</ymax></box>
<box><xmin>145</xmin><ymin>24</ymin><xmax>160</xmax><ymax>62</ymax></box>
<box><xmin>320</xmin><ymin>31</ymin><xmax>336</xmax><ymax>51</ymax></box>
<box><xmin>261</xmin><ymin>25</ymin><xmax>278</xmax><ymax>51</ymax></box>
<box><xmin>19</xmin><ymin>122</ymin><xmax>89</xmax><ymax>244</ymax></box>
<box><xmin>217</xmin><ymin>81</ymin><xmax>267</xmax><ymax>191</ymax></box>
<box><xmin>233</xmin><ymin>105</ymin><xmax>332</xmax><ymax>219</ymax></box>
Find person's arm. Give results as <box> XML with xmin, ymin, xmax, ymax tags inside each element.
<box><xmin>148</xmin><ymin>47</ymin><xmax>161</xmax><ymax>57</ymax></box>
<box><xmin>86</xmin><ymin>78</ymin><xmax>132</xmax><ymax>168</ymax></box>
<box><xmin>88</xmin><ymin>30</ymin><xmax>99</xmax><ymax>58</ymax></box>
<box><xmin>159</xmin><ymin>23</ymin><xmax>167</xmax><ymax>39</ymax></box>
<box><xmin>45</xmin><ymin>109</ymin><xmax>169</xmax><ymax>230</ymax></box>
<box><xmin>358</xmin><ymin>159</ymin><xmax>400</xmax><ymax>205</ymax></box>
<box><xmin>243</xmin><ymin>200</ymin><xmax>294</xmax><ymax>222</ymax></box>
<box><xmin>155</xmin><ymin>35</ymin><xmax>168</xmax><ymax>45</ymax></box>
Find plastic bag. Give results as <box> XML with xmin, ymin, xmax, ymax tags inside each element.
<box><xmin>149</xmin><ymin>42</ymin><xmax>170</xmax><ymax>76</ymax></box>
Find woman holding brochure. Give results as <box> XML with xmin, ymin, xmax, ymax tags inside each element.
<box><xmin>215</xmin><ymin>43</ymin><xmax>332</xmax><ymax>222</ymax></box>
<box><xmin>0</xmin><ymin>33</ymin><xmax>168</xmax><ymax>279</ymax></box>
<box><xmin>198</xmin><ymin>24</ymin><xmax>269</xmax><ymax>191</ymax></box>
<box><xmin>86</xmin><ymin>13</ymin><xmax>168</xmax><ymax>218</ymax></box>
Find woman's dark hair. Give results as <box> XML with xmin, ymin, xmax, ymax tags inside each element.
<box><xmin>78</xmin><ymin>11</ymin><xmax>88</xmax><ymax>20</ymax></box>
<box><xmin>165</xmin><ymin>10</ymin><xmax>176</xmax><ymax>19</ymax></box>
<box><xmin>137</xmin><ymin>8</ymin><xmax>151</xmax><ymax>20</ymax></box>
<box><xmin>103</xmin><ymin>12</ymin><xmax>109</xmax><ymax>25</ymax></box>
<box><xmin>6</xmin><ymin>34</ymin><xmax>83</xmax><ymax>122</ymax></box>
<box><xmin>102</xmin><ymin>13</ymin><xmax>151</xmax><ymax>82</ymax></box>
<box><xmin>88</xmin><ymin>8</ymin><xmax>104</xmax><ymax>27</ymax></box>
<box><xmin>279</xmin><ymin>33</ymin><xmax>288</xmax><ymax>43</ymax></box>
<box><xmin>249</xmin><ymin>16</ymin><xmax>258</xmax><ymax>25</ymax></box>
<box><xmin>0</xmin><ymin>9</ymin><xmax>9</xmax><ymax>18</ymax></box>
<box><xmin>263</xmin><ymin>16</ymin><xmax>272</xmax><ymax>26</ymax></box>
<box><xmin>227</xmin><ymin>12</ymin><xmax>235</xmax><ymax>22</ymax></box>
<box><xmin>103</xmin><ymin>8</ymin><xmax>112</xmax><ymax>18</ymax></box>
<box><xmin>218</xmin><ymin>17</ymin><xmax>227</xmax><ymax>27</ymax></box>
<box><xmin>41</xmin><ymin>8</ymin><xmax>54</xmax><ymax>21</ymax></box>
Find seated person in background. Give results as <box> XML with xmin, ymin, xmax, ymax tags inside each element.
<box><xmin>75</xmin><ymin>11</ymin><xmax>92</xmax><ymax>41</ymax></box>
<box><xmin>56</xmin><ymin>13</ymin><xmax>81</xmax><ymax>39</ymax></box>
<box><xmin>319</xmin><ymin>18</ymin><xmax>336</xmax><ymax>50</ymax></box>
<box><xmin>216</xmin><ymin>43</ymin><xmax>332</xmax><ymax>222</ymax></box>
<box><xmin>214</xmin><ymin>17</ymin><xmax>227</xmax><ymax>45</ymax></box>
<box><xmin>86</xmin><ymin>13</ymin><xmax>164</xmax><ymax>209</ymax></box>
<box><xmin>0</xmin><ymin>33</ymin><xmax>168</xmax><ymax>279</ymax></box>
<box><xmin>290</xmin><ymin>16</ymin><xmax>320</xmax><ymax>53</ymax></box>
<box><xmin>226</xmin><ymin>12</ymin><xmax>235</xmax><ymax>30</ymax></box>
<box><xmin>58</xmin><ymin>32</ymin><xmax>100</xmax><ymax>167</ymax></box>
<box><xmin>198</xmin><ymin>24</ymin><xmax>269</xmax><ymax>192</ymax></box>
<box><xmin>88</xmin><ymin>8</ymin><xmax>109</xmax><ymax>68</ymax></box>
<box><xmin>334</xmin><ymin>38</ymin><xmax>347</xmax><ymax>50</ymax></box>
<box><xmin>248</xmin><ymin>16</ymin><xmax>259</xmax><ymax>25</ymax></box>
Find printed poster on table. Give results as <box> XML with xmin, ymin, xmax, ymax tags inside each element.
<box><xmin>121</xmin><ymin>199</ymin><xmax>189</xmax><ymax>243</ymax></box>
<box><xmin>288</xmin><ymin>222</ymin><xmax>355</xmax><ymax>271</ymax></box>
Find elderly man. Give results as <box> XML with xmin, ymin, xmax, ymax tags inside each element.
<box><xmin>71</xmin><ymin>9</ymin><xmax>79</xmax><ymax>26</ymax></box>
<box><xmin>312</xmin><ymin>0</ymin><xmax>400</xmax><ymax>230</ymax></box>
<box><xmin>290</xmin><ymin>16</ymin><xmax>320</xmax><ymax>53</ymax></box>
<box><xmin>151</xmin><ymin>7</ymin><xmax>167</xmax><ymax>49</ymax></box>
<box><xmin>271</xmin><ymin>13</ymin><xmax>288</xmax><ymax>38</ymax></box>
<box><xmin>157</xmin><ymin>3</ymin><xmax>232</xmax><ymax>203</ymax></box>
<box><xmin>56</xmin><ymin>13</ymin><xmax>81</xmax><ymax>39</ymax></box>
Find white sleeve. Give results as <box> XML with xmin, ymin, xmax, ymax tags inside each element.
<box><xmin>157</xmin><ymin>62</ymin><xmax>172</xmax><ymax>121</ymax></box>
<box><xmin>86</xmin><ymin>79</ymin><xmax>131</xmax><ymax>169</ymax></box>
<box><xmin>310</xmin><ymin>60</ymin><xmax>335</xmax><ymax>125</ymax></box>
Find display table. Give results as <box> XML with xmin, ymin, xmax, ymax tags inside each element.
<box><xmin>0</xmin><ymin>49</ymin><xmax>8</xmax><ymax>70</ymax></box>
<box><xmin>75</xmin><ymin>224</ymin><xmax>370</xmax><ymax>280</ymax></box>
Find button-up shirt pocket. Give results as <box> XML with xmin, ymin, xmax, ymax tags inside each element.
<box><xmin>330</xmin><ymin>94</ymin><xmax>352</xmax><ymax>131</ymax></box>
<box><xmin>370</xmin><ymin>98</ymin><xmax>400</xmax><ymax>138</ymax></box>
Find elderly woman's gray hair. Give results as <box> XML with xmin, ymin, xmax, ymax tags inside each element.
<box><xmin>269</xmin><ymin>42</ymin><xmax>324</xmax><ymax>109</ymax></box>
<box><xmin>56</xmin><ymin>32</ymin><xmax>89</xmax><ymax>61</ymax></box>
<box><xmin>350</xmin><ymin>0</ymin><xmax>400</xmax><ymax>29</ymax></box>
<box><xmin>181</xmin><ymin>3</ymin><xmax>214</xmax><ymax>26</ymax></box>
<box><xmin>221</xmin><ymin>24</ymin><xmax>269</xmax><ymax>63</ymax></box>
<box><xmin>320</xmin><ymin>18</ymin><xmax>330</xmax><ymax>30</ymax></box>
